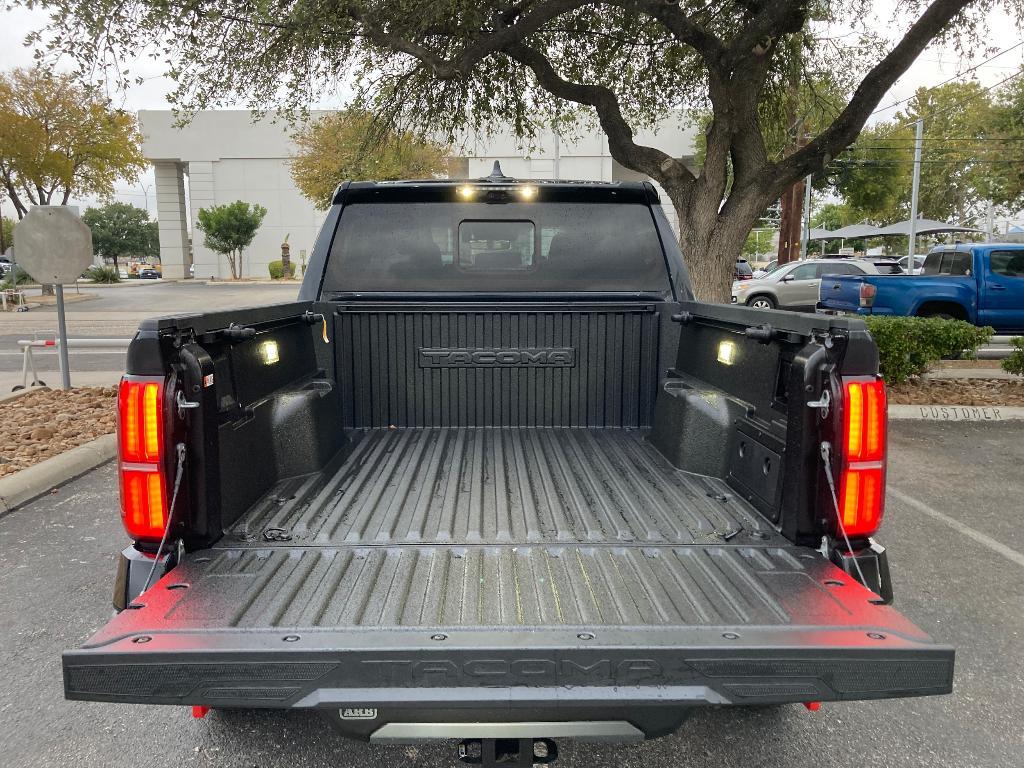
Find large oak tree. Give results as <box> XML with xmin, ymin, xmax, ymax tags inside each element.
<box><xmin>22</xmin><ymin>0</ymin><xmax>1023</xmax><ymax>300</ymax></box>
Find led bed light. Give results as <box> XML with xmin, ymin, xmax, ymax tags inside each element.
<box><xmin>717</xmin><ymin>340</ymin><xmax>736</xmax><ymax>365</ymax></box>
<box><xmin>260</xmin><ymin>339</ymin><xmax>280</xmax><ymax>365</ymax></box>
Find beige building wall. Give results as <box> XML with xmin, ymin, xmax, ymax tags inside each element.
<box><xmin>140</xmin><ymin>110</ymin><xmax>698</xmax><ymax>279</ymax></box>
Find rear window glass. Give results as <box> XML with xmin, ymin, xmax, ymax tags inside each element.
<box><xmin>923</xmin><ymin>251</ymin><xmax>972</xmax><ymax>276</ymax></box>
<box><xmin>735</xmin><ymin>261</ymin><xmax>753</xmax><ymax>276</ymax></box>
<box><xmin>323</xmin><ymin>202</ymin><xmax>671</xmax><ymax>293</ymax></box>
<box><xmin>990</xmin><ymin>251</ymin><xmax>1024</xmax><ymax>277</ymax></box>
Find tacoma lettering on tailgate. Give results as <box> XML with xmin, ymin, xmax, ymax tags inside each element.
<box><xmin>361</xmin><ymin>658</ymin><xmax>662</xmax><ymax>685</ymax></box>
<box><xmin>419</xmin><ymin>348</ymin><xmax>576</xmax><ymax>368</ymax></box>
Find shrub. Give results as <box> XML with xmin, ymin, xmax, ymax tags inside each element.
<box><xmin>86</xmin><ymin>265</ymin><xmax>121</xmax><ymax>283</ymax></box>
<box><xmin>1003</xmin><ymin>337</ymin><xmax>1024</xmax><ymax>377</ymax></box>
<box><xmin>0</xmin><ymin>266</ymin><xmax>31</xmax><ymax>289</ymax></box>
<box><xmin>863</xmin><ymin>316</ymin><xmax>993</xmax><ymax>385</ymax></box>
<box><xmin>267</xmin><ymin>259</ymin><xmax>295</xmax><ymax>279</ymax></box>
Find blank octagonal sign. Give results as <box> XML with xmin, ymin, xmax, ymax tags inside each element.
<box><xmin>13</xmin><ymin>206</ymin><xmax>94</xmax><ymax>285</ymax></box>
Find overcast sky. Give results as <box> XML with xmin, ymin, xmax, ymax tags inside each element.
<box><xmin>2</xmin><ymin>3</ymin><xmax>1022</xmax><ymax>220</ymax></box>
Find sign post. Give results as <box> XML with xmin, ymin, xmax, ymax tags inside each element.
<box><xmin>12</xmin><ymin>207</ymin><xmax>94</xmax><ymax>389</ymax></box>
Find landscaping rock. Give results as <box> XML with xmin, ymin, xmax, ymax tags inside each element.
<box><xmin>0</xmin><ymin>388</ymin><xmax>117</xmax><ymax>477</ymax></box>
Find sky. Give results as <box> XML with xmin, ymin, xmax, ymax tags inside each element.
<box><xmin>1</xmin><ymin>2</ymin><xmax>1022</xmax><ymax>222</ymax></box>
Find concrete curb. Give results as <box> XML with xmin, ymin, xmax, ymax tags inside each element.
<box><xmin>889</xmin><ymin>404</ymin><xmax>1024</xmax><ymax>422</ymax></box>
<box><xmin>0</xmin><ymin>433</ymin><xmax>116</xmax><ymax>515</ymax></box>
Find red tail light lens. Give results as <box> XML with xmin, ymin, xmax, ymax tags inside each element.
<box><xmin>117</xmin><ymin>376</ymin><xmax>168</xmax><ymax>541</ymax></box>
<box><xmin>859</xmin><ymin>283</ymin><xmax>877</xmax><ymax>308</ymax></box>
<box><xmin>838</xmin><ymin>378</ymin><xmax>887</xmax><ymax>537</ymax></box>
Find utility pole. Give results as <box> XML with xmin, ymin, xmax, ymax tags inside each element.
<box><xmin>907</xmin><ymin>119</ymin><xmax>924</xmax><ymax>266</ymax></box>
<box><xmin>799</xmin><ymin>173</ymin><xmax>812</xmax><ymax>260</ymax></box>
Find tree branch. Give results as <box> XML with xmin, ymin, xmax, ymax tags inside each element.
<box><xmin>352</xmin><ymin>0</ymin><xmax>593</xmax><ymax>79</ymax></box>
<box><xmin>772</xmin><ymin>0</ymin><xmax>975</xmax><ymax>193</ymax></box>
<box><xmin>504</xmin><ymin>42</ymin><xmax>694</xmax><ymax>185</ymax></box>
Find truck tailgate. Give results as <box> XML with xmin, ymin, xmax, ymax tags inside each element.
<box><xmin>819</xmin><ymin>274</ymin><xmax>869</xmax><ymax>312</ymax></box>
<box><xmin>64</xmin><ymin>431</ymin><xmax>952</xmax><ymax>712</ymax></box>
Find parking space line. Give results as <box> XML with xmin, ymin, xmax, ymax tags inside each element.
<box><xmin>889</xmin><ymin>487</ymin><xmax>1024</xmax><ymax>569</ymax></box>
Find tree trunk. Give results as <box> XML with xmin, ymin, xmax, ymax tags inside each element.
<box><xmin>669</xmin><ymin>186</ymin><xmax>767</xmax><ymax>304</ymax></box>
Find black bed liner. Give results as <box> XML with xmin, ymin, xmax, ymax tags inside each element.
<box><xmin>65</xmin><ymin>428</ymin><xmax>953</xmax><ymax>709</ymax></box>
<box><xmin>227</xmin><ymin>428</ymin><xmax>770</xmax><ymax>547</ymax></box>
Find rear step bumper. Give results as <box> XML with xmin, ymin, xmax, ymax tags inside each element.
<box><xmin>64</xmin><ymin>624</ymin><xmax>954</xmax><ymax>711</ymax></box>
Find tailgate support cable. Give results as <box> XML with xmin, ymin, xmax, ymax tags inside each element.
<box><xmin>142</xmin><ymin>442</ymin><xmax>188</xmax><ymax>592</ymax></box>
<box><xmin>819</xmin><ymin>441</ymin><xmax>870</xmax><ymax>589</ymax></box>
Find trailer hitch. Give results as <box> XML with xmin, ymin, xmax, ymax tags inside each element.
<box><xmin>458</xmin><ymin>738</ymin><xmax>558</xmax><ymax>767</ymax></box>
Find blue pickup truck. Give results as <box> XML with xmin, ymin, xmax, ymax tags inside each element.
<box><xmin>818</xmin><ymin>243</ymin><xmax>1024</xmax><ymax>332</ymax></box>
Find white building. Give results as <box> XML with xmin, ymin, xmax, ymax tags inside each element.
<box><xmin>140</xmin><ymin>110</ymin><xmax>698</xmax><ymax>279</ymax></box>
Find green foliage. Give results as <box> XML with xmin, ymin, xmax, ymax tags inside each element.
<box><xmin>195</xmin><ymin>201</ymin><xmax>267</xmax><ymax>279</ymax></box>
<box><xmin>267</xmin><ymin>259</ymin><xmax>295</xmax><ymax>279</ymax></box>
<box><xmin>1002</xmin><ymin>337</ymin><xmax>1024</xmax><ymax>377</ymax></box>
<box><xmin>85</xmin><ymin>265</ymin><xmax>121</xmax><ymax>283</ymax></box>
<box><xmin>82</xmin><ymin>203</ymin><xmax>158</xmax><ymax>268</ymax></box>
<box><xmin>864</xmin><ymin>316</ymin><xmax>993</xmax><ymax>385</ymax></box>
<box><xmin>0</xmin><ymin>216</ymin><xmax>13</xmax><ymax>251</ymax></box>
<box><xmin>831</xmin><ymin>79</ymin><xmax>1024</xmax><ymax>224</ymax></box>
<box><xmin>291</xmin><ymin>111</ymin><xmax>450</xmax><ymax>209</ymax></box>
<box><xmin>0</xmin><ymin>67</ymin><xmax>147</xmax><ymax>218</ymax></box>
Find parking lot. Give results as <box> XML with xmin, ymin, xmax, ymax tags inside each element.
<box><xmin>0</xmin><ymin>419</ymin><xmax>1020</xmax><ymax>768</ymax></box>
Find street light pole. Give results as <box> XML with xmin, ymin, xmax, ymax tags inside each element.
<box><xmin>907</xmin><ymin>119</ymin><xmax>924</xmax><ymax>268</ymax></box>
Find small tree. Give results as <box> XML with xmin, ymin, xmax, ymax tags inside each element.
<box><xmin>82</xmin><ymin>202</ymin><xmax>158</xmax><ymax>270</ymax></box>
<box><xmin>291</xmin><ymin>110</ymin><xmax>449</xmax><ymax>209</ymax></box>
<box><xmin>0</xmin><ymin>67</ymin><xmax>146</xmax><ymax>219</ymax></box>
<box><xmin>195</xmin><ymin>201</ymin><xmax>267</xmax><ymax>279</ymax></box>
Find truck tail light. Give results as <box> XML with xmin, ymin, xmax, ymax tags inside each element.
<box><xmin>838</xmin><ymin>378</ymin><xmax>887</xmax><ymax>538</ymax></box>
<box><xmin>118</xmin><ymin>376</ymin><xmax>168</xmax><ymax>541</ymax></box>
<box><xmin>859</xmin><ymin>283</ymin><xmax>877</xmax><ymax>308</ymax></box>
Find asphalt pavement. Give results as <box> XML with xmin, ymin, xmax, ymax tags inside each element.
<box><xmin>0</xmin><ymin>281</ymin><xmax>299</xmax><ymax>391</ymax></box>
<box><xmin>0</xmin><ymin>420</ymin><xmax>1021</xmax><ymax>767</ymax></box>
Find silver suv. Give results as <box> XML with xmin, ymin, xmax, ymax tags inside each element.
<box><xmin>732</xmin><ymin>258</ymin><xmax>901</xmax><ymax>311</ymax></box>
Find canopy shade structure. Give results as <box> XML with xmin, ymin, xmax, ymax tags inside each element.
<box><xmin>807</xmin><ymin>228</ymin><xmax>834</xmax><ymax>240</ymax></box>
<box><xmin>874</xmin><ymin>218</ymin><xmax>984</xmax><ymax>236</ymax></box>
<box><xmin>828</xmin><ymin>223</ymin><xmax>883</xmax><ymax>239</ymax></box>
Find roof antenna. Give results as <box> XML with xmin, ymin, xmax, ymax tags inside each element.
<box><xmin>488</xmin><ymin>161</ymin><xmax>508</xmax><ymax>180</ymax></box>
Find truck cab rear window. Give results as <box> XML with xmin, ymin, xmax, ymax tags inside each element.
<box><xmin>323</xmin><ymin>202</ymin><xmax>671</xmax><ymax>294</ymax></box>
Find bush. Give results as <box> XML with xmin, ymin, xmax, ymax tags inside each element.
<box><xmin>267</xmin><ymin>259</ymin><xmax>295</xmax><ymax>279</ymax></box>
<box><xmin>86</xmin><ymin>265</ymin><xmax>121</xmax><ymax>283</ymax></box>
<box><xmin>1003</xmin><ymin>337</ymin><xmax>1024</xmax><ymax>377</ymax></box>
<box><xmin>863</xmin><ymin>316</ymin><xmax>993</xmax><ymax>385</ymax></box>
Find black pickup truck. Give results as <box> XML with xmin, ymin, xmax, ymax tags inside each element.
<box><xmin>64</xmin><ymin>171</ymin><xmax>953</xmax><ymax>764</ymax></box>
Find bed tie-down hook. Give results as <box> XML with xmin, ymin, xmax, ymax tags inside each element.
<box><xmin>176</xmin><ymin>389</ymin><xmax>200</xmax><ymax>418</ymax></box>
<box><xmin>806</xmin><ymin>388</ymin><xmax>830</xmax><ymax>419</ymax></box>
<box><xmin>303</xmin><ymin>311</ymin><xmax>330</xmax><ymax>344</ymax></box>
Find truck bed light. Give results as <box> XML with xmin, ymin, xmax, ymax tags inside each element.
<box><xmin>717</xmin><ymin>340</ymin><xmax>736</xmax><ymax>365</ymax></box>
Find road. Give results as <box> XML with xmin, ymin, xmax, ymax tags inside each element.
<box><xmin>0</xmin><ymin>281</ymin><xmax>298</xmax><ymax>390</ymax></box>
<box><xmin>0</xmin><ymin>420</ymin><xmax>1021</xmax><ymax>767</ymax></box>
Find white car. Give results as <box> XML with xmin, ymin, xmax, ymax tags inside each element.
<box><xmin>897</xmin><ymin>255</ymin><xmax>925</xmax><ymax>275</ymax></box>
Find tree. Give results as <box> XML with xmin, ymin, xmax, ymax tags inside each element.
<box><xmin>195</xmin><ymin>201</ymin><xmax>267</xmax><ymax>280</ymax></box>
<box><xmin>0</xmin><ymin>67</ymin><xmax>147</xmax><ymax>219</ymax></box>
<box><xmin>23</xmin><ymin>0</ymin><xmax>1023</xmax><ymax>301</ymax></box>
<box><xmin>0</xmin><ymin>214</ymin><xmax>12</xmax><ymax>254</ymax></box>
<box><xmin>81</xmin><ymin>203</ymin><xmax>159</xmax><ymax>270</ymax></box>
<box><xmin>291</xmin><ymin>110</ymin><xmax>450</xmax><ymax>209</ymax></box>
<box><xmin>830</xmin><ymin>77</ymin><xmax>1024</xmax><ymax>225</ymax></box>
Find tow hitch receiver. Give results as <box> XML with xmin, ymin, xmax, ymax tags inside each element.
<box><xmin>458</xmin><ymin>738</ymin><xmax>559</xmax><ymax>767</ymax></box>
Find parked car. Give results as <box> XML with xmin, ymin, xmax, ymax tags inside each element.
<box><xmin>139</xmin><ymin>268</ymin><xmax>160</xmax><ymax>279</ymax></box>
<box><xmin>63</xmin><ymin>175</ymin><xmax>952</xmax><ymax>758</ymax></box>
<box><xmin>897</xmin><ymin>255</ymin><xmax>926</xmax><ymax>275</ymax></box>
<box><xmin>752</xmin><ymin>258</ymin><xmax>778</xmax><ymax>278</ymax></box>
<box><xmin>818</xmin><ymin>243</ymin><xmax>1024</xmax><ymax>332</ymax></box>
<box><xmin>734</xmin><ymin>257</ymin><xmax>753</xmax><ymax>281</ymax></box>
<box><xmin>733</xmin><ymin>258</ymin><xmax>901</xmax><ymax>311</ymax></box>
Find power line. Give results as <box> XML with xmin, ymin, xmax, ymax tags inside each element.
<box><xmin>869</xmin><ymin>40</ymin><xmax>1024</xmax><ymax>117</ymax></box>
<box><xmin>890</xmin><ymin>69</ymin><xmax>1024</xmax><ymax>131</ymax></box>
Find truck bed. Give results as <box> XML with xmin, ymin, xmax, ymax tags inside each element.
<box><xmin>65</xmin><ymin>427</ymin><xmax>954</xmax><ymax>711</ymax></box>
<box><xmin>227</xmin><ymin>427</ymin><xmax>769</xmax><ymax>548</ymax></box>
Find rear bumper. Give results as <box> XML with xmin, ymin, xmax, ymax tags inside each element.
<box><xmin>64</xmin><ymin>624</ymin><xmax>954</xmax><ymax>711</ymax></box>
